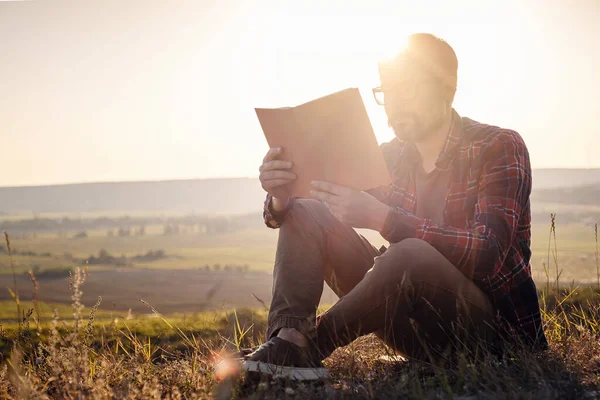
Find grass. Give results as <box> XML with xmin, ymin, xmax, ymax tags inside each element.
<box><xmin>1</xmin><ymin>218</ymin><xmax>600</xmax><ymax>398</ymax></box>
<box><xmin>0</xmin><ymin>271</ymin><xmax>599</xmax><ymax>399</ymax></box>
<box><xmin>0</xmin><ymin>300</ymin><xmax>119</xmax><ymax>322</ymax></box>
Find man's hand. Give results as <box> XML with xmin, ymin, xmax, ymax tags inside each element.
<box><xmin>259</xmin><ymin>147</ymin><xmax>296</xmax><ymax>211</ymax></box>
<box><xmin>310</xmin><ymin>181</ymin><xmax>390</xmax><ymax>231</ymax></box>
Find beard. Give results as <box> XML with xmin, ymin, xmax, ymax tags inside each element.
<box><xmin>388</xmin><ymin>111</ymin><xmax>445</xmax><ymax>143</ymax></box>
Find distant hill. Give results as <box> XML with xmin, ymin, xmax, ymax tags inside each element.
<box><xmin>0</xmin><ymin>178</ymin><xmax>267</xmax><ymax>215</ymax></box>
<box><xmin>532</xmin><ymin>184</ymin><xmax>600</xmax><ymax>206</ymax></box>
<box><xmin>0</xmin><ymin>169</ymin><xmax>598</xmax><ymax>215</ymax></box>
<box><xmin>532</xmin><ymin>168</ymin><xmax>600</xmax><ymax>190</ymax></box>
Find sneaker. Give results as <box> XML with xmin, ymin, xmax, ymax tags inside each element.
<box><xmin>241</xmin><ymin>337</ymin><xmax>330</xmax><ymax>381</ymax></box>
<box><xmin>226</xmin><ymin>345</ymin><xmax>259</xmax><ymax>359</ymax></box>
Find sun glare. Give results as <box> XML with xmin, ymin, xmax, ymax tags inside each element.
<box><xmin>374</xmin><ymin>36</ymin><xmax>409</xmax><ymax>66</ymax></box>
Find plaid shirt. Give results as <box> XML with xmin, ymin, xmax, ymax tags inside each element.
<box><xmin>264</xmin><ymin>110</ymin><xmax>547</xmax><ymax>350</ymax></box>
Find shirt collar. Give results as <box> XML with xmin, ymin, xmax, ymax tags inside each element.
<box><xmin>435</xmin><ymin>109</ymin><xmax>463</xmax><ymax>170</ymax></box>
<box><xmin>394</xmin><ymin>109</ymin><xmax>463</xmax><ymax>173</ymax></box>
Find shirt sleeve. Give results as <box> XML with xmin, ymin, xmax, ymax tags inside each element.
<box><xmin>379</xmin><ymin>131</ymin><xmax>531</xmax><ymax>282</ymax></box>
<box><xmin>263</xmin><ymin>193</ymin><xmax>295</xmax><ymax>229</ymax></box>
<box><xmin>365</xmin><ymin>185</ymin><xmax>392</xmax><ymax>206</ymax></box>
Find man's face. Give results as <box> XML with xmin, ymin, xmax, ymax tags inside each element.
<box><xmin>378</xmin><ymin>59</ymin><xmax>448</xmax><ymax>143</ymax></box>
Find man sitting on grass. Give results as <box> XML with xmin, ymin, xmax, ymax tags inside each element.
<box><xmin>243</xmin><ymin>33</ymin><xmax>547</xmax><ymax>381</ymax></box>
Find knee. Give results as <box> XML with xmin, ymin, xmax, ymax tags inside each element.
<box><xmin>376</xmin><ymin>239</ymin><xmax>433</xmax><ymax>278</ymax></box>
<box><xmin>292</xmin><ymin>198</ymin><xmax>328</xmax><ymax>215</ymax></box>
<box><xmin>279</xmin><ymin>199</ymin><xmax>333</xmax><ymax>234</ymax></box>
<box><xmin>384</xmin><ymin>239</ymin><xmax>430</xmax><ymax>263</ymax></box>
<box><xmin>285</xmin><ymin>199</ymin><xmax>333</xmax><ymax>225</ymax></box>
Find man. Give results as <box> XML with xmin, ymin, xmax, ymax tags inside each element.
<box><xmin>243</xmin><ymin>33</ymin><xmax>547</xmax><ymax>381</ymax></box>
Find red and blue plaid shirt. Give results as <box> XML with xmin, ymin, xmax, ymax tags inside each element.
<box><xmin>264</xmin><ymin>110</ymin><xmax>547</xmax><ymax>350</ymax></box>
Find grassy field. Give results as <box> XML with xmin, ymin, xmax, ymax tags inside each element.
<box><xmin>0</xmin><ymin>211</ymin><xmax>599</xmax><ymax>397</ymax></box>
<box><xmin>0</xmin><ymin>215</ymin><xmax>599</xmax><ymax>319</ymax></box>
<box><xmin>0</xmin><ymin>274</ymin><xmax>599</xmax><ymax>398</ymax></box>
<box><xmin>0</xmin><ymin>224</ymin><xmax>279</xmax><ymax>273</ymax></box>
<box><xmin>2</xmin><ymin>219</ymin><xmax>600</xmax><ymax>281</ymax></box>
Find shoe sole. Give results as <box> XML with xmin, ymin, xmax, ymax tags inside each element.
<box><xmin>242</xmin><ymin>360</ymin><xmax>330</xmax><ymax>381</ymax></box>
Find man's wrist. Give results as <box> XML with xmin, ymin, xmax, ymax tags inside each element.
<box><xmin>270</xmin><ymin>196</ymin><xmax>291</xmax><ymax>214</ymax></box>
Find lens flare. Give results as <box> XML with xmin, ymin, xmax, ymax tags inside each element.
<box><xmin>213</xmin><ymin>357</ymin><xmax>242</xmax><ymax>382</ymax></box>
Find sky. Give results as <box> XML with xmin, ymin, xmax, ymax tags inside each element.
<box><xmin>1</xmin><ymin>0</ymin><xmax>599</xmax><ymax>187</ymax></box>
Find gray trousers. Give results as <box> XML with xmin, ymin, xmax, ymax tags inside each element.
<box><xmin>267</xmin><ymin>199</ymin><xmax>498</xmax><ymax>360</ymax></box>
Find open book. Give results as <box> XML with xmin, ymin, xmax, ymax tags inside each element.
<box><xmin>255</xmin><ymin>88</ymin><xmax>391</xmax><ymax>198</ymax></box>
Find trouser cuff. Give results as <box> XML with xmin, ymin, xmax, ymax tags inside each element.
<box><xmin>266</xmin><ymin>315</ymin><xmax>316</xmax><ymax>341</ymax></box>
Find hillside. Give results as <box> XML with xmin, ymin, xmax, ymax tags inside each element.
<box><xmin>0</xmin><ymin>169</ymin><xmax>599</xmax><ymax>215</ymax></box>
<box><xmin>0</xmin><ymin>178</ymin><xmax>266</xmax><ymax>215</ymax></box>
<box><xmin>532</xmin><ymin>184</ymin><xmax>600</xmax><ymax>205</ymax></box>
<box><xmin>532</xmin><ymin>168</ymin><xmax>600</xmax><ymax>189</ymax></box>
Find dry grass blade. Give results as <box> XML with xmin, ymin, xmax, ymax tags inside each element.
<box><xmin>550</xmin><ymin>213</ymin><xmax>563</xmax><ymax>294</ymax></box>
<box><xmin>251</xmin><ymin>293</ymin><xmax>269</xmax><ymax>312</ymax></box>
<box><xmin>86</xmin><ymin>296</ymin><xmax>103</xmax><ymax>337</ymax></box>
<box><xmin>4</xmin><ymin>232</ymin><xmax>21</xmax><ymax>333</ymax></box>
<box><xmin>139</xmin><ymin>298</ymin><xmax>201</xmax><ymax>351</ymax></box>
<box><xmin>594</xmin><ymin>223</ymin><xmax>600</xmax><ymax>293</ymax></box>
<box><xmin>27</xmin><ymin>270</ymin><xmax>41</xmax><ymax>326</ymax></box>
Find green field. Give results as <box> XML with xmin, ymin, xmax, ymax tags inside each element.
<box><xmin>2</xmin><ymin>216</ymin><xmax>600</xmax><ymax>285</ymax></box>
<box><xmin>0</xmin><ymin>215</ymin><xmax>596</xmax><ymax>321</ymax></box>
<box><xmin>0</xmin><ymin>224</ymin><xmax>280</xmax><ymax>274</ymax></box>
<box><xmin>1</xmin><ymin>212</ymin><xmax>599</xmax><ymax>397</ymax></box>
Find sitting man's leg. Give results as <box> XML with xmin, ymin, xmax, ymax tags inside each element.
<box><xmin>315</xmin><ymin>238</ymin><xmax>498</xmax><ymax>362</ymax></box>
<box><xmin>242</xmin><ymin>198</ymin><xmax>380</xmax><ymax>379</ymax></box>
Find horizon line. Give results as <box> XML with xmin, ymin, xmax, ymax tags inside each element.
<box><xmin>2</xmin><ymin>167</ymin><xmax>600</xmax><ymax>189</ymax></box>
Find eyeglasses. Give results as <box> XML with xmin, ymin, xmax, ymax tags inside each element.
<box><xmin>372</xmin><ymin>80</ymin><xmax>421</xmax><ymax>106</ymax></box>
